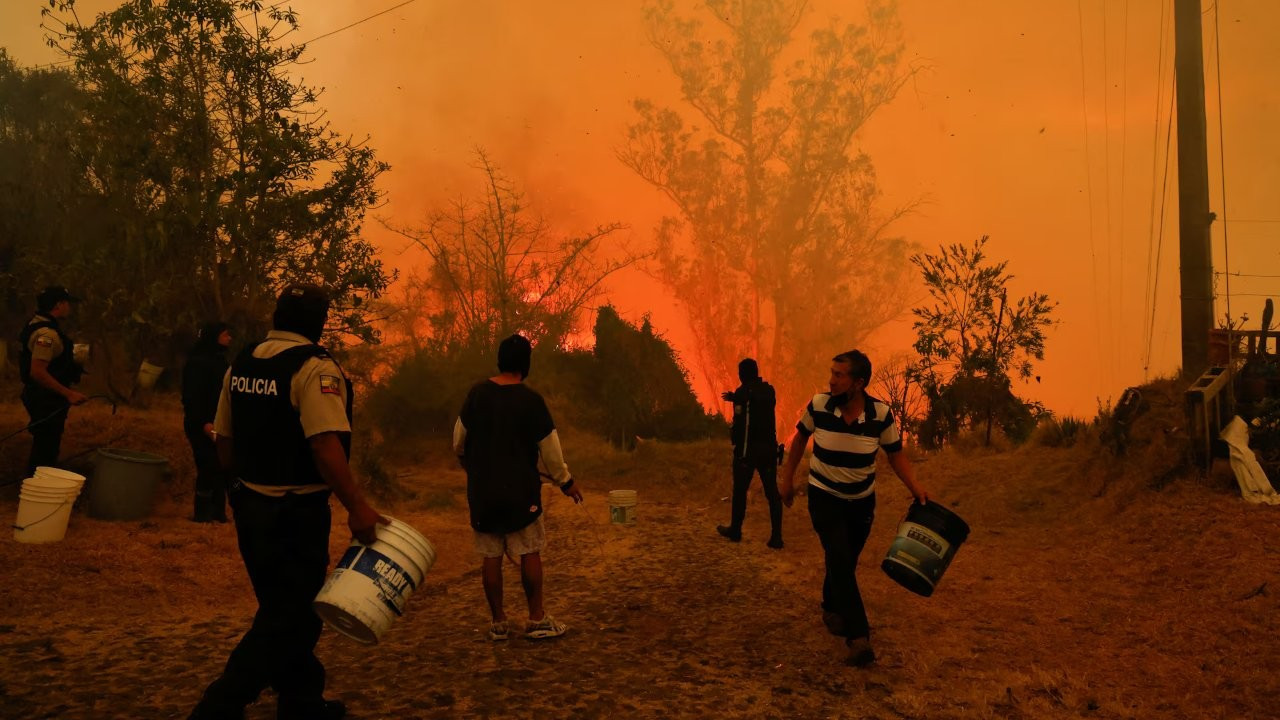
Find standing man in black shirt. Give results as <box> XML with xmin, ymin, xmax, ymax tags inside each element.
<box><xmin>453</xmin><ymin>334</ymin><xmax>583</xmax><ymax>642</ymax></box>
<box><xmin>183</xmin><ymin>322</ymin><xmax>232</xmax><ymax>523</ymax></box>
<box><xmin>17</xmin><ymin>286</ymin><xmax>87</xmax><ymax>477</ymax></box>
<box><xmin>189</xmin><ymin>285</ymin><xmax>386</xmax><ymax>720</ymax></box>
<box><xmin>717</xmin><ymin>358</ymin><xmax>784</xmax><ymax>549</ymax></box>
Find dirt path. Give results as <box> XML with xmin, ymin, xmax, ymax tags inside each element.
<box><xmin>2</xmin><ymin>469</ymin><xmax>1278</xmax><ymax>719</ymax></box>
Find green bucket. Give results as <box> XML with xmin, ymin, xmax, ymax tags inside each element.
<box><xmin>87</xmin><ymin>448</ymin><xmax>168</xmax><ymax>521</ymax></box>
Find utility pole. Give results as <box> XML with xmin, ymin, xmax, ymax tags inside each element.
<box><xmin>1174</xmin><ymin>0</ymin><xmax>1215</xmax><ymax>376</ymax></box>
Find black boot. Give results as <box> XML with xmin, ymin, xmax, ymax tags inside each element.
<box><xmin>716</xmin><ymin>525</ymin><xmax>741</xmax><ymax>542</ymax></box>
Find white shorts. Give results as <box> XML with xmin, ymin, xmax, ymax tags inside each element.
<box><xmin>474</xmin><ymin>515</ymin><xmax>546</xmax><ymax>558</ymax></box>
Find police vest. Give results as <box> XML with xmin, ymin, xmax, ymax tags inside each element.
<box><xmin>18</xmin><ymin>316</ymin><xmax>81</xmax><ymax>388</ymax></box>
<box><xmin>228</xmin><ymin>343</ymin><xmax>353</xmax><ymax>488</ymax></box>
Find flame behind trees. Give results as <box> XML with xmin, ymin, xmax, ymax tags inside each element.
<box><xmin>621</xmin><ymin>0</ymin><xmax>917</xmax><ymax>423</ymax></box>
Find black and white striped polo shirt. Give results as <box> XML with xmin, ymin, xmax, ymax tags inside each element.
<box><xmin>796</xmin><ymin>392</ymin><xmax>903</xmax><ymax>500</ymax></box>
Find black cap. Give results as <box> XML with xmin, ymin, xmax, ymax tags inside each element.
<box><xmin>272</xmin><ymin>284</ymin><xmax>330</xmax><ymax>342</ymax></box>
<box><xmin>37</xmin><ymin>285</ymin><xmax>80</xmax><ymax>312</ymax></box>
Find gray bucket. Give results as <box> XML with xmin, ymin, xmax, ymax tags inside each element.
<box><xmin>87</xmin><ymin>448</ymin><xmax>168</xmax><ymax>521</ymax></box>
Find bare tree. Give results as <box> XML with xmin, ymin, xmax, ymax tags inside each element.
<box><xmin>387</xmin><ymin>150</ymin><xmax>639</xmax><ymax>351</ymax></box>
<box><xmin>872</xmin><ymin>350</ymin><xmax>925</xmax><ymax>439</ymax></box>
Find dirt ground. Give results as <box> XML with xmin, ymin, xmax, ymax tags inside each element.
<box><xmin>1</xmin><ymin>392</ymin><xmax>1279</xmax><ymax>719</ymax></box>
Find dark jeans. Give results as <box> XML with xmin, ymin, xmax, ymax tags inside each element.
<box><xmin>185</xmin><ymin>423</ymin><xmax>227</xmax><ymax>521</ymax></box>
<box><xmin>807</xmin><ymin>487</ymin><xmax>876</xmax><ymax>640</ymax></box>
<box><xmin>728</xmin><ymin>454</ymin><xmax>782</xmax><ymax>540</ymax></box>
<box><xmin>193</xmin><ymin>485</ymin><xmax>332</xmax><ymax>717</ymax></box>
<box><xmin>21</xmin><ymin>386</ymin><xmax>69</xmax><ymax>477</ymax></box>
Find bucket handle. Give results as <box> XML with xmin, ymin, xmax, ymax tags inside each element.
<box><xmin>12</xmin><ymin>498</ymin><xmax>73</xmax><ymax>531</ymax></box>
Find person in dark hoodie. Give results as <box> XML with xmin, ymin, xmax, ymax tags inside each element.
<box><xmin>183</xmin><ymin>322</ymin><xmax>232</xmax><ymax>523</ymax></box>
<box><xmin>717</xmin><ymin>358</ymin><xmax>784</xmax><ymax>549</ymax></box>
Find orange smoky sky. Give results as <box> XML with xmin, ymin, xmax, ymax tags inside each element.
<box><xmin>3</xmin><ymin>0</ymin><xmax>1278</xmax><ymax>419</ymax></box>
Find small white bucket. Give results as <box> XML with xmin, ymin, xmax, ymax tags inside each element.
<box><xmin>14</xmin><ymin>479</ymin><xmax>80</xmax><ymax>543</ymax></box>
<box><xmin>135</xmin><ymin>360</ymin><xmax>165</xmax><ymax>391</ymax></box>
<box><xmin>608</xmin><ymin>489</ymin><xmax>638</xmax><ymax>526</ymax></box>
<box><xmin>313</xmin><ymin>518</ymin><xmax>437</xmax><ymax>644</ymax></box>
<box><xmin>34</xmin><ymin>467</ymin><xmax>87</xmax><ymax>492</ymax></box>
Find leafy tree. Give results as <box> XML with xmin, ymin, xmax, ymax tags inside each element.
<box><xmin>32</xmin><ymin>0</ymin><xmax>391</xmax><ymax>369</ymax></box>
<box><xmin>388</xmin><ymin>150</ymin><xmax>635</xmax><ymax>353</ymax></box>
<box><xmin>908</xmin><ymin>235</ymin><xmax>1056</xmax><ymax>447</ymax></box>
<box><xmin>620</xmin><ymin>0</ymin><xmax>917</xmax><ymax>423</ymax></box>
<box><xmin>0</xmin><ymin>51</ymin><xmax>93</xmax><ymax>333</ymax></box>
<box><xmin>590</xmin><ymin>305</ymin><xmax>722</xmax><ymax>448</ymax></box>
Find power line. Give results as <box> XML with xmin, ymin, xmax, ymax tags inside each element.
<box><xmin>1141</xmin><ymin>0</ymin><xmax>1171</xmax><ymax>381</ymax></box>
<box><xmin>1144</xmin><ymin>75</ymin><xmax>1176</xmax><ymax>379</ymax></box>
<box><xmin>1118</xmin><ymin>0</ymin><xmax>1130</xmax><ymax>388</ymax></box>
<box><xmin>24</xmin><ymin>1</ymin><xmax>417</xmax><ymax>71</ymax></box>
<box><xmin>1213</xmin><ymin>1</ymin><xmax>1233</xmax><ymax>325</ymax></box>
<box><xmin>297</xmin><ymin>0</ymin><xmax>419</xmax><ymax>45</ymax></box>
<box><xmin>1216</xmin><ymin>272</ymin><xmax>1280</xmax><ymax>279</ymax></box>
<box><xmin>1076</xmin><ymin>0</ymin><xmax>1106</xmax><ymax>389</ymax></box>
<box><xmin>1100</xmin><ymin>0</ymin><xmax>1115</xmax><ymax>392</ymax></box>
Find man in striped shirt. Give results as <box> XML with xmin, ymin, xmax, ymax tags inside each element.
<box><xmin>779</xmin><ymin>349</ymin><xmax>929</xmax><ymax>667</ymax></box>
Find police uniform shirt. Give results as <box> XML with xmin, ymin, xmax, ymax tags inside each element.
<box><xmin>26</xmin><ymin>315</ymin><xmax>63</xmax><ymax>364</ymax></box>
<box><xmin>213</xmin><ymin>330</ymin><xmax>350</xmax><ymax>496</ymax></box>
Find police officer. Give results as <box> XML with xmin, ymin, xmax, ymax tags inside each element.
<box><xmin>717</xmin><ymin>358</ymin><xmax>784</xmax><ymax>549</ymax></box>
<box><xmin>189</xmin><ymin>285</ymin><xmax>386</xmax><ymax>720</ymax></box>
<box><xmin>18</xmin><ymin>286</ymin><xmax>87</xmax><ymax>477</ymax></box>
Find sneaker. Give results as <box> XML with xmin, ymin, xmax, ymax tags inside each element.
<box><xmin>525</xmin><ymin>615</ymin><xmax>568</xmax><ymax>640</ymax></box>
<box><xmin>766</xmin><ymin>537</ymin><xmax>784</xmax><ymax>550</ymax></box>
<box><xmin>716</xmin><ymin>525</ymin><xmax>742</xmax><ymax>542</ymax></box>
<box><xmin>846</xmin><ymin>637</ymin><xmax>875</xmax><ymax>668</ymax></box>
<box><xmin>487</xmin><ymin>621</ymin><xmax>509</xmax><ymax>641</ymax></box>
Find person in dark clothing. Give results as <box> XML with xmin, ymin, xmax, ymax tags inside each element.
<box><xmin>453</xmin><ymin>334</ymin><xmax>583</xmax><ymax>642</ymax></box>
<box><xmin>18</xmin><ymin>286</ymin><xmax>88</xmax><ymax>478</ymax></box>
<box><xmin>188</xmin><ymin>285</ymin><xmax>386</xmax><ymax>720</ymax></box>
<box><xmin>717</xmin><ymin>358</ymin><xmax>784</xmax><ymax>549</ymax></box>
<box><xmin>183</xmin><ymin>322</ymin><xmax>232</xmax><ymax>523</ymax></box>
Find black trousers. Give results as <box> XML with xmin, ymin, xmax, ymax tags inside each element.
<box><xmin>195</xmin><ymin>486</ymin><xmax>332</xmax><ymax>716</ymax></box>
<box><xmin>185</xmin><ymin>423</ymin><xmax>227</xmax><ymax>521</ymax></box>
<box><xmin>21</xmin><ymin>386</ymin><xmax>69</xmax><ymax>477</ymax></box>
<box><xmin>807</xmin><ymin>487</ymin><xmax>876</xmax><ymax>640</ymax></box>
<box><xmin>728</xmin><ymin>454</ymin><xmax>782</xmax><ymax>540</ymax></box>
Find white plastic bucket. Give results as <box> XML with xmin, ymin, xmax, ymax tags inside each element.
<box><xmin>14</xmin><ymin>478</ymin><xmax>80</xmax><ymax>543</ymax></box>
<box><xmin>608</xmin><ymin>489</ymin><xmax>638</xmax><ymax>526</ymax></box>
<box><xmin>135</xmin><ymin>360</ymin><xmax>165</xmax><ymax>391</ymax></box>
<box><xmin>34</xmin><ymin>467</ymin><xmax>87</xmax><ymax>492</ymax></box>
<box><xmin>313</xmin><ymin>518</ymin><xmax>437</xmax><ymax>644</ymax></box>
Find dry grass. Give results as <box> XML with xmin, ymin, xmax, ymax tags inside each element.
<box><xmin>1</xmin><ymin>379</ymin><xmax>1278</xmax><ymax>719</ymax></box>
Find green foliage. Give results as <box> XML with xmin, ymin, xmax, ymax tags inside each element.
<box><xmin>620</xmin><ymin>0</ymin><xmax>917</xmax><ymax>423</ymax></box>
<box><xmin>9</xmin><ymin>1</ymin><xmax>392</xmax><ymax>375</ymax></box>
<box><xmin>909</xmin><ymin>236</ymin><xmax>1056</xmax><ymax>448</ymax></box>
<box><xmin>1031</xmin><ymin>415</ymin><xmax>1089</xmax><ymax>448</ymax></box>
